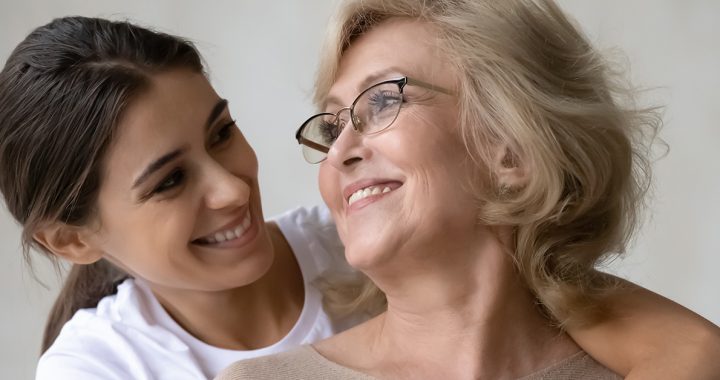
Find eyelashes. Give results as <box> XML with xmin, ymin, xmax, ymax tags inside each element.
<box><xmin>208</xmin><ymin>119</ymin><xmax>236</xmax><ymax>147</ymax></box>
<box><xmin>145</xmin><ymin>119</ymin><xmax>237</xmax><ymax>200</ymax></box>
<box><xmin>153</xmin><ymin>168</ymin><xmax>185</xmax><ymax>195</ymax></box>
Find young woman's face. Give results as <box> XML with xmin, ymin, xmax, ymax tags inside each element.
<box><xmin>90</xmin><ymin>68</ymin><xmax>274</xmax><ymax>292</ymax></box>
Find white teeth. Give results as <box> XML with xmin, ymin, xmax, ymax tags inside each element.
<box><xmin>348</xmin><ymin>185</ymin><xmax>395</xmax><ymax>206</ymax></box>
<box><xmin>199</xmin><ymin>211</ymin><xmax>252</xmax><ymax>245</ymax></box>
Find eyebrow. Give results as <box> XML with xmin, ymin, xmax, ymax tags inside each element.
<box><xmin>131</xmin><ymin>148</ymin><xmax>186</xmax><ymax>190</ymax></box>
<box><xmin>131</xmin><ymin>98</ymin><xmax>229</xmax><ymax>189</ymax></box>
<box><xmin>324</xmin><ymin>68</ymin><xmax>403</xmax><ymax>108</ymax></box>
<box><xmin>206</xmin><ymin>99</ymin><xmax>229</xmax><ymax>131</ymax></box>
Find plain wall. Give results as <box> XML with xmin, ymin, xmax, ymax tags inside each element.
<box><xmin>1</xmin><ymin>1</ymin><xmax>718</xmax><ymax>378</ymax></box>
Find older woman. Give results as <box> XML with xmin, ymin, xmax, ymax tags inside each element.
<box><xmin>217</xmin><ymin>0</ymin><xmax>720</xmax><ymax>379</ymax></box>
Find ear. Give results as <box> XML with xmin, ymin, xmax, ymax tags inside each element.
<box><xmin>493</xmin><ymin>144</ymin><xmax>529</xmax><ymax>189</ymax></box>
<box><xmin>33</xmin><ymin>223</ymin><xmax>103</xmax><ymax>265</ymax></box>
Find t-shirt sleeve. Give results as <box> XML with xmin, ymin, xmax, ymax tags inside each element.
<box><xmin>36</xmin><ymin>351</ymin><xmax>128</xmax><ymax>380</ymax></box>
<box><xmin>35</xmin><ymin>313</ymin><xmax>154</xmax><ymax>380</ymax></box>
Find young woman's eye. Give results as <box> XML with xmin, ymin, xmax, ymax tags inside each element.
<box><xmin>153</xmin><ymin>169</ymin><xmax>185</xmax><ymax>194</ymax></box>
<box><xmin>209</xmin><ymin>120</ymin><xmax>236</xmax><ymax>147</ymax></box>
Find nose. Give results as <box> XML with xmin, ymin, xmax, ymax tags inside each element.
<box><xmin>203</xmin><ymin>161</ymin><xmax>251</xmax><ymax>210</ymax></box>
<box><xmin>325</xmin><ymin>112</ymin><xmax>370</xmax><ymax>169</ymax></box>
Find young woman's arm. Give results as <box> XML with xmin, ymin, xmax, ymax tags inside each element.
<box><xmin>568</xmin><ymin>278</ymin><xmax>720</xmax><ymax>379</ymax></box>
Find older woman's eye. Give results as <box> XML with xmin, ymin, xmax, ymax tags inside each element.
<box><xmin>319</xmin><ymin>120</ymin><xmax>340</xmax><ymax>144</ymax></box>
<box><xmin>368</xmin><ymin>90</ymin><xmax>402</xmax><ymax>114</ymax></box>
<box><xmin>209</xmin><ymin>120</ymin><xmax>236</xmax><ymax>147</ymax></box>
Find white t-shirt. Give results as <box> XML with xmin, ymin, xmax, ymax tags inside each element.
<box><xmin>36</xmin><ymin>205</ymin><xmax>364</xmax><ymax>380</ymax></box>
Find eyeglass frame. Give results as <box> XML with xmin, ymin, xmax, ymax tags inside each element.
<box><xmin>295</xmin><ymin>76</ymin><xmax>454</xmax><ymax>163</ymax></box>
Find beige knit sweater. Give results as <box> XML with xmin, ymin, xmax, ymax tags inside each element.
<box><xmin>215</xmin><ymin>345</ymin><xmax>621</xmax><ymax>379</ymax></box>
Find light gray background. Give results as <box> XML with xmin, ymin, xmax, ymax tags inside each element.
<box><xmin>1</xmin><ymin>1</ymin><xmax>718</xmax><ymax>378</ymax></box>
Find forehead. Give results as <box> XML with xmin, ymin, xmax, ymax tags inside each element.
<box><xmin>331</xmin><ymin>18</ymin><xmax>453</xmax><ymax>98</ymax></box>
<box><xmin>102</xmin><ymin>69</ymin><xmax>219</xmax><ymax>182</ymax></box>
<box><xmin>117</xmin><ymin>69</ymin><xmax>217</xmax><ymax>136</ymax></box>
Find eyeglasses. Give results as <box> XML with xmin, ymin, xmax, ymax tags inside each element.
<box><xmin>295</xmin><ymin>76</ymin><xmax>453</xmax><ymax>163</ymax></box>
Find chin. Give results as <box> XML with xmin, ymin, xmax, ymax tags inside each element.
<box><xmin>242</xmin><ymin>237</ymin><xmax>276</xmax><ymax>282</ymax></box>
<box><xmin>210</xmin><ymin>256</ymin><xmax>274</xmax><ymax>291</ymax></box>
<box><xmin>343</xmin><ymin>243</ymin><xmax>390</xmax><ymax>272</ymax></box>
<box><xmin>216</xmin><ymin>245</ymin><xmax>276</xmax><ymax>291</ymax></box>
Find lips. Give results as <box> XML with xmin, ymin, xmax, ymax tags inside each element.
<box><xmin>343</xmin><ymin>179</ymin><xmax>403</xmax><ymax>206</ymax></box>
<box><xmin>192</xmin><ymin>210</ymin><xmax>252</xmax><ymax>245</ymax></box>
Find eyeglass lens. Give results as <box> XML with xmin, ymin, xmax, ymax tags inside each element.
<box><xmin>299</xmin><ymin>81</ymin><xmax>403</xmax><ymax>162</ymax></box>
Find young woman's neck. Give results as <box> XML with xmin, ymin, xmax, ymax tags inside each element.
<box><xmin>150</xmin><ymin>222</ymin><xmax>304</xmax><ymax>350</ymax></box>
<box><xmin>319</xmin><ymin>228</ymin><xmax>579</xmax><ymax>379</ymax></box>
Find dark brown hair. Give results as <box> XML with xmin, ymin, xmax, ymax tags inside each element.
<box><xmin>0</xmin><ymin>16</ymin><xmax>203</xmax><ymax>352</ymax></box>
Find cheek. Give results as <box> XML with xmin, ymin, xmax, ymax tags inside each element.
<box><xmin>241</xmin><ymin>140</ymin><xmax>259</xmax><ymax>173</ymax></box>
<box><xmin>317</xmin><ymin>163</ymin><xmax>337</xmax><ymax>206</ymax></box>
<box><xmin>242</xmin><ymin>149</ymin><xmax>259</xmax><ymax>177</ymax></box>
<box><xmin>108</xmin><ymin>209</ymin><xmax>197</xmax><ymax>279</ymax></box>
<box><xmin>106</xmin><ymin>206</ymin><xmax>188</xmax><ymax>251</ymax></box>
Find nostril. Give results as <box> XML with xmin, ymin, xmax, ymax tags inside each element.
<box><xmin>343</xmin><ymin>157</ymin><xmax>362</xmax><ymax>166</ymax></box>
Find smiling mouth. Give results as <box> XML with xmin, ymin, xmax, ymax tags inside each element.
<box><xmin>192</xmin><ymin>212</ymin><xmax>252</xmax><ymax>245</ymax></box>
<box><xmin>347</xmin><ymin>183</ymin><xmax>402</xmax><ymax>206</ymax></box>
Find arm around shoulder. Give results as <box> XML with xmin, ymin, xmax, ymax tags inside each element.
<box><xmin>567</xmin><ymin>277</ymin><xmax>720</xmax><ymax>379</ymax></box>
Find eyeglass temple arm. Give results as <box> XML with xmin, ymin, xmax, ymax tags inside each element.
<box><xmin>406</xmin><ymin>77</ymin><xmax>454</xmax><ymax>95</ymax></box>
<box><xmin>298</xmin><ymin>137</ymin><xmax>330</xmax><ymax>154</ymax></box>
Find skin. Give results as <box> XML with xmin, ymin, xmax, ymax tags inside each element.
<box><xmin>316</xmin><ymin>18</ymin><xmax>571</xmax><ymax>379</ymax></box>
<box><xmin>31</xmin><ymin>27</ymin><xmax>719</xmax><ymax>378</ymax></box>
<box><xmin>571</xmin><ymin>284</ymin><xmax>720</xmax><ymax>379</ymax></box>
<box><xmin>36</xmin><ymin>68</ymin><xmax>304</xmax><ymax>350</ymax></box>
<box><xmin>312</xmin><ymin>18</ymin><xmax>720</xmax><ymax>379</ymax></box>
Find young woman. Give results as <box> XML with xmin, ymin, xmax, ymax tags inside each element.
<box><xmin>0</xmin><ymin>15</ymin><xmax>716</xmax><ymax>380</ymax></box>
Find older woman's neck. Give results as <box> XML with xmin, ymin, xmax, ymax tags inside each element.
<box><xmin>354</xmin><ymin>231</ymin><xmax>580</xmax><ymax>379</ymax></box>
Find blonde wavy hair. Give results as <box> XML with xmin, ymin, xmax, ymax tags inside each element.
<box><xmin>314</xmin><ymin>0</ymin><xmax>661</xmax><ymax>328</ymax></box>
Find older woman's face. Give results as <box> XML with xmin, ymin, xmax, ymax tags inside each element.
<box><xmin>319</xmin><ymin>19</ymin><xmax>485</xmax><ymax>271</ymax></box>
